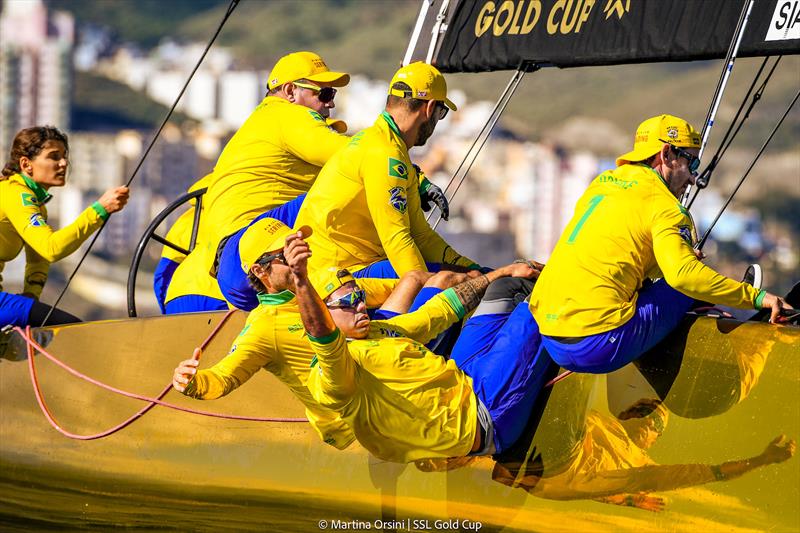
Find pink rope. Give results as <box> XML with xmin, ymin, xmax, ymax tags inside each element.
<box><xmin>545</xmin><ymin>370</ymin><xmax>573</xmax><ymax>388</ymax></box>
<box><xmin>16</xmin><ymin>312</ymin><xmax>307</xmax><ymax>440</ymax></box>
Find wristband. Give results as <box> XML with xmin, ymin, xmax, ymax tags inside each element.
<box><xmin>419</xmin><ymin>177</ymin><xmax>432</xmax><ymax>193</ymax></box>
<box><xmin>754</xmin><ymin>289</ymin><xmax>766</xmax><ymax>310</ymax></box>
<box><xmin>91</xmin><ymin>201</ymin><xmax>109</xmax><ymax>221</ymax></box>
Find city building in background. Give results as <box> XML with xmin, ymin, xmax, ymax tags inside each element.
<box><xmin>0</xmin><ymin>0</ymin><xmax>73</xmax><ymax>157</ymax></box>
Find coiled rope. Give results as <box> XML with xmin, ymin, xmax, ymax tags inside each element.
<box><xmin>15</xmin><ymin>309</ymin><xmax>307</xmax><ymax>441</ymax></box>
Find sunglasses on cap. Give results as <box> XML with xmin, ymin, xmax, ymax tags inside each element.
<box><xmin>293</xmin><ymin>81</ymin><xmax>337</xmax><ymax>104</ymax></box>
<box><xmin>256</xmin><ymin>250</ymin><xmax>286</xmax><ymax>269</ymax></box>
<box><xmin>326</xmin><ymin>288</ymin><xmax>366</xmax><ymax>310</ymax></box>
<box><xmin>660</xmin><ymin>139</ymin><xmax>700</xmax><ymax>176</ymax></box>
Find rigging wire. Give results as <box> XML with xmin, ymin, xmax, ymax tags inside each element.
<box><xmin>696</xmin><ymin>88</ymin><xmax>799</xmax><ymax>252</ymax></box>
<box><xmin>686</xmin><ymin>56</ymin><xmax>782</xmax><ymax>209</ymax></box>
<box><xmin>682</xmin><ymin>0</ymin><xmax>754</xmax><ymax>206</ymax></box>
<box><xmin>427</xmin><ymin>62</ymin><xmax>536</xmax><ymax>230</ymax></box>
<box><xmin>40</xmin><ymin>0</ymin><xmax>240</xmax><ymax>327</ymax></box>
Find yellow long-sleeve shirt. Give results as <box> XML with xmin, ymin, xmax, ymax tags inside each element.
<box><xmin>530</xmin><ymin>164</ymin><xmax>760</xmax><ymax>337</ymax></box>
<box><xmin>296</xmin><ymin>112</ymin><xmax>476</xmax><ymax>277</ymax></box>
<box><xmin>307</xmin><ymin>288</ymin><xmax>477</xmax><ymax>464</ymax></box>
<box><xmin>202</xmin><ymin>96</ymin><xmax>349</xmax><ymax>241</ymax></box>
<box><xmin>0</xmin><ymin>173</ymin><xmax>105</xmax><ymax>298</ymax></box>
<box><xmin>183</xmin><ymin>291</ymin><xmax>353</xmax><ymax>449</ymax></box>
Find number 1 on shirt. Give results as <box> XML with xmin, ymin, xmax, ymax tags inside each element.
<box><xmin>567</xmin><ymin>194</ymin><xmax>604</xmax><ymax>244</ymax></box>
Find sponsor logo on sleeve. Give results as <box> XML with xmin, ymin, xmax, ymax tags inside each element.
<box><xmin>228</xmin><ymin>344</ymin><xmax>238</xmax><ymax>354</ymax></box>
<box><xmin>678</xmin><ymin>225</ymin><xmax>693</xmax><ymax>246</ymax></box>
<box><xmin>388</xmin><ymin>157</ymin><xmax>408</xmax><ymax>180</ymax></box>
<box><xmin>28</xmin><ymin>213</ymin><xmax>47</xmax><ymax>227</ymax></box>
<box><xmin>388</xmin><ymin>186</ymin><xmax>408</xmax><ymax>214</ymax></box>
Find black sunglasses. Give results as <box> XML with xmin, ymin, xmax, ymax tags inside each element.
<box><xmin>434</xmin><ymin>101</ymin><xmax>449</xmax><ymax>121</ymax></box>
<box><xmin>256</xmin><ymin>251</ymin><xmax>286</xmax><ymax>269</ymax></box>
<box><xmin>660</xmin><ymin>139</ymin><xmax>700</xmax><ymax>175</ymax></box>
<box><xmin>294</xmin><ymin>81</ymin><xmax>337</xmax><ymax>104</ymax></box>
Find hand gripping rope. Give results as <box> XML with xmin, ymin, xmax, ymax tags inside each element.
<box><xmin>14</xmin><ymin>309</ymin><xmax>307</xmax><ymax>441</ymax></box>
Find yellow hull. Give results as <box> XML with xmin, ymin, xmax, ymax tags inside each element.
<box><xmin>1</xmin><ymin>313</ymin><xmax>798</xmax><ymax>532</ymax></box>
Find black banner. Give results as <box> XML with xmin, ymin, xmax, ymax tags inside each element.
<box><xmin>433</xmin><ymin>0</ymin><xmax>800</xmax><ymax>72</ymax></box>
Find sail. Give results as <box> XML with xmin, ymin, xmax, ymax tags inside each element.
<box><xmin>408</xmin><ymin>0</ymin><xmax>800</xmax><ymax>72</ymax></box>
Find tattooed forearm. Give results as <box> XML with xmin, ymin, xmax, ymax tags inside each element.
<box><xmin>452</xmin><ymin>274</ymin><xmax>491</xmax><ymax>312</ymax></box>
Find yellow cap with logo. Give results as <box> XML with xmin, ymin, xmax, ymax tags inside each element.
<box><xmin>616</xmin><ymin>114</ymin><xmax>701</xmax><ymax>167</ymax></box>
<box><xmin>267</xmin><ymin>51</ymin><xmax>350</xmax><ymax>91</ymax></box>
<box><xmin>388</xmin><ymin>61</ymin><xmax>457</xmax><ymax>111</ymax></box>
<box><xmin>238</xmin><ymin>218</ymin><xmax>312</xmax><ymax>273</ymax></box>
<box><xmin>309</xmin><ymin>267</ymin><xmax>356</xmax><ymax>299</ymax></box>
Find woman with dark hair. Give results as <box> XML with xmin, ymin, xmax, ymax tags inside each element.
<box><xmin>0</xmin><ymin>126</ymin><xmax>129</xmax><ymax>327</ymax></box>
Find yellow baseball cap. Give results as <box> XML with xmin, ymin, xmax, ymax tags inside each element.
<box><xmin>238</xmin><ymin>218</ymin><xmax>311</xmax><ymax>274</ymax></box>
<box><xmin>388</xmin><ymin>62</ymin><xmax>457</xmax><ymax>111</ymax></box>
<box><xmin>266</xmin><ymin>51</ymin><xmax>350</xmax><ymax>91</ymax></box>
<box><xmin>325</xmin><ymin>118</ymin><xmax>348</xmax><ymax>134</ymax></box>
<box><xmin>616</xmin><ymin>114</ymin><xmax>701</xmax><ymax>167</ymax></box>
<box><xmin>309</xmin><ymin>267</ymin><xmax>356</xmax><ymax>299</ymax></box>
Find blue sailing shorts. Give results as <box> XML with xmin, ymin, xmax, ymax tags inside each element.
<box><xmin>153</xmin><ymin>257</ymin><xmax>180</xmax><ymax>314</ymax></box>
<box><xmin>0</xmin><ymin>291</ymin><xmax>35</xmax><ymax>328</ymax></box>
<box><xmin>164</xmin><ymin>295</ymin><xmax>228</xmax><ymax>314</ymax></box>
<box><xmin>217</xmin><ymin>194</ymin><xmax>306</xmax><ymax>311</ymax></box>
<box><xmin>450</xmin><ymin>302</ymin><xmax>550</xmax><ymax>454</ymax></box>
<box><xmin>352</xmin><ymin>260</ymin><xmax>442</xmax><ymax>279</ymax></box>
<box><xmin>541</xmin><ymin>279</ymin><xmax>695</xmax><ymax>374</ymax></box>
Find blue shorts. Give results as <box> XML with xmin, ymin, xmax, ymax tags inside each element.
<box><xmin>352</xmin><ymin>261</ymin><xmax>442</xmax><ymax>279</ymax></box>
<box><xmin>0</xmin><ymin>291</ymin><xmax>35</xmax><ymax>328</ymax></box>
<box><xmin>370</xmin><ymin>287</ymin><xmax>443</xmax><ymax>320</ymax></box>
<box><xmin>165</xmin><ymin>295</ymin><xmax>228</xmax><ymax>314</ymax></box>
<box><xmin>217</xmin><ymin>194</ymin><xmax>305</xmax><ymax>311</ymax></box>
<box><xmin>541</xmin><ymin>279</ymin><xmax>695</xmax><ymax>374</ymax></box>
<box><xmin>153</xmin><ymin>257</ymin><xmax>180</xmax><ymax>314</ymax></box>
<box><xmin>450</xmin><ymin>302</ymin><xmax>550</xmax><ymax>454</ymax></box>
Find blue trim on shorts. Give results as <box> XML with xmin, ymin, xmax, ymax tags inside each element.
<box><xmin>352</xmin><ymin>261</ymin><xmax>442</xmax><ymax>279</ymax></box>
<box><xmin>217</xmin><ymin>194</ymin><xmax>306</xmax><ymax>311</ymax></box>
<box><xmin>541</xmin><ymin>279</ymin><xmax>695</xmax><ymax>374</ymax></box>
<box><xmin>0</xmin><ymin>291</ymin><xmax>35</xmax><ymax>327</ymax></box>
<box><xmin>450</xmin><ymin>302</ymin><xmax>549</xmax><ymax>454</ymax></box>
<box><xmin>165</xmin><ymin>295</ymin><xmax>228</xmax><ymax>314</ymax></box>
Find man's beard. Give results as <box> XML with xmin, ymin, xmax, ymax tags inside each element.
<box><xmin>415</xmin><ymin>114</ymin><xmax>437</xmax><ymax>147</ymax></box>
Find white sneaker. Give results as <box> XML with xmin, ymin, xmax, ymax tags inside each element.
<box><xmin>742</xmin><ymin>264</ymin><xmax>763</xmax><ymax>290</ymax></box>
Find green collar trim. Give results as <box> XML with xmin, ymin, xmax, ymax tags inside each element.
<box><xmin>380</xmin><ymin>111</ymin><xmax>402</xmax><ymax>137</ymax></box>
<box><xmin>257</xmin><ymin>290</ymin><xmax>295</xmax><ymax>306</ymax></box>
<box><xmin>18</xmin><ymin>173</ymin><xmax>52</xmax><ymax>204</ymax></box>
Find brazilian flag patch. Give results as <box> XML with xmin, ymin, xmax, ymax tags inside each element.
<box><xmin>21</xmin><ymin>192</ymin><xmax>38</xmax><ymax>207</ymax></box>
<box><xmin>388</xmin><ymin>157</ymin><xmax>408</xmax><ymax>180</ymax></box>
<box><xmin>308</xmin><ymin>110</ymin><xmax>325</xmax><ymax>122</ymax></box>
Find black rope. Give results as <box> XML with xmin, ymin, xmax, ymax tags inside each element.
<box><xmin>696</xmin><ymin>89</ymin><xmax>799</xmax><ymax>251</ymax></box>
<box><xmin>41</xmin><ymin>0</ymin><xmax>240</xmax><ymax>327</ymax></box>
<box><xmin>687</xmin><ymin>56</ymin><xmax>782</xmax><ymax>208</ymax></box>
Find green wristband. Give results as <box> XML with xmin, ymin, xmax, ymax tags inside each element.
<box><xmin>419</xmin><ymin>177</ymin><xmax>432</xmax><ymax>194</ymax></box>
<box><xmin>91</xmin><ymin>201</ymin><xmax>109</xmax><ymax>221</ymax></box>
<box><xmin>754</xmin><ymin>289</ymin><xmax>766</xmax><ymax>310</ymax></box>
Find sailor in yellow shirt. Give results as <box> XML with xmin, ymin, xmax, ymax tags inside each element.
<box><xmin>284</xmin><ymin>230</ymin><xmax>553</xmax><ymax>465</ymax></box>
<box><xmin>171</xmin><ymin>219</ymin><xmax>461</xmax><ymax>448</ymax></box>
<box><xmin>164</xmin><ymin>51</ymin><xmax>351</xmax><ymax>313</ymax></box>
<box><xmin>529</xmin><ymin>115</ymin><xmax>792</xmax><ymax>374</ymax></box>
<box><xmin>296</xmin><ymin>61</ymin><xmax>481</xmax><ymax>281</ymax></box>
<box><xmin>0</xmin><ymin>126</ymin><xmax>129</xmax><ymax>327</ymax></box>
<box><xmin>153</xmin><ymin>174</ymin><xmax>213</xmax><ymax>314</ymax></box>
